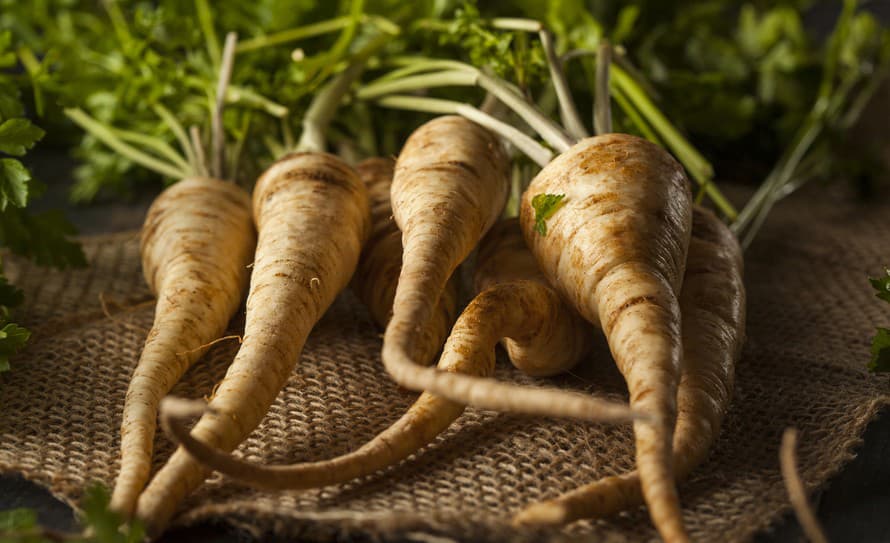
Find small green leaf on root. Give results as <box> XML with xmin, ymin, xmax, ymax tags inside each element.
<box><xmin>869</xmin><ymin>268</ymin><xmax>890</xmax><ymax>304</ymax></box>
<box><xmin>532</xmin><ymin>193</ymin><xmax>566</xmax><ymax>236</ymax></box>
<box><xmin>869</xmin><ymin>327</ymin><xmax>890</xmax><ymax>373</ymax></box>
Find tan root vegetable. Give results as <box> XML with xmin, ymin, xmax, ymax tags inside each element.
<box><xmin>351</xmin><ymin>157</ymin><xmax>459</xmax><ymax>364</ymax></box>
<box><xmin>134</xmin><ymin>152</ymin><xmax>369</xmax><ymax>535</ymax></box>
<box><xmin>109</xmin><ymin>178</ymin><xmax>255</xmax><ymax>516</ymax></box>
<box><xmin>379</xmin><ymin>114</ymin><xmax>510</xmax><ymax>395</ymax></box>
<box><xmin>515</xmin><ymin>206</ymin><xmax>745</xmax><ymax>529</ymax></box>
<box><xmin>378</xmin><ymin>116</ymin><xmax>637</xmax><ymax>422</ymax></box>
<box><xmin>100</xmin><ymin>32</ymin><xmax>256</xmax><ymax>517</ymax></box>
<box><xmin>157</xmin><ymin>217</ymin><xmax>621</xmax><ymax>488</ymax></box>
<box><xmin>517</xmin><ymin>133</ymin><xmax>693</xmax><ymax>542</ymax></box>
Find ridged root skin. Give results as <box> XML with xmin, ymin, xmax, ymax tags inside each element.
<box><xmin>513</xmin><ymin>207</ymin><xmax>745</xmax><ymax>528</ymax></box>
<box><xmin>110</xmin><ymin>177</ymin><xmax>255</xmax><ymax>517</ymax></box>
<box><xmin>519</xmin><ymin>133</ymin><xmax>693</xmax><ymax>542</ymax></box>
<box><xmin>134</xmin><ymin>152</ymin><xmax>369</xmax><ymax>537</ymax></box>
<box><xmin>352</xmin><ymin>157</ymin><xmax>459</xmax><ymax>364</ymax></box>
<box><xmin>382</xmin><ymin>115</ymin><xmax>509</xmax><ymax>389</ymax></box>
<box><xmin>156</xmin><ymin>216</ymin><xmax>627</xmax><ymax>492</ymax></box>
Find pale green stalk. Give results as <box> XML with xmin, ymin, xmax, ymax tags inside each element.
<box><xmin>294</xmin><ymin>25</ymin><xmax>392</xmax><ymax>154</ymax></box>
<box><xmin>357</xmin><ymin>70</ymin><xmax>478</xmax><ymax>100</ymax></box>
<box><xmin>226</xmin><ymin>85</ymin><xmax>289</xmax><ymax>118</ymax></box>
<box><xmin>611</xmin><ymin>84</ymin><xmax>661</xmax><ymax>144</ymax></box>
<box><xmin>194</xmin><ymin>0</ymin><xmax>221</xmax><ymax>68</ymax></box>
<box><xmin>153</xmin><ymin>104</ymin><xmax>198</xmax><ymax>173</ymax></box>
<box><xmin>189</xmin><ymin>125</ymin><xmax>209</xmax><ymax>177</ymax></box>
<box><xmin>65</xmin><ymin>108</ymin><xmax>188</xmax><ymax>179</ymax></box>
<box><xmin>111</xmin><ymin>127</ymin><xmax>191</xmax><ymax>172</ymax></box>
<box><xmin>540</xmin><ymin>29</ymin><xmax>588</xmax><ymax>139</ymax></box>
<box><xmin>212</xmin><ymin>32</ymin><xmax>238</xmax><ymax>179</ymax></box>
<box><xmin>594</xmin><ymin>42</ymin><xmax>613</xmax><ymax>135</ymax></box>
<box><xmin>373</xmin><ymin>95</ymin><xmax>553</xmax><ymax>167</ymax></box>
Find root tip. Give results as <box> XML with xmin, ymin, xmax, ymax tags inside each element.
<box><xmin>159</xmin><ymin>396</ymin><xmax>210</xmax><ymax>420</ymax></box>
<box><xmin>512</xmin><ymin>501</ymin><xmax>569</xmax><ymax>527</ymax></box>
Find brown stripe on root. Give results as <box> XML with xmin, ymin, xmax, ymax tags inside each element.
<box><xmin>518</xmin><ymin>133</ymin><xmax>693</xmax><ymax>542</ymax></box>
<box><xmin>381</xmin><ymin>115</ymin><xmax>509</xmax><ymax>392</ymax></box>
<box><xmin>157</xmin><ymin>218</ymin><xmax>630</xmax><ymax>492</ymax></box>
<box><xmin>135</xmin><ymin>153</ymin><xmax>369</xmax><ymax>537</ymax></box>
<box><xmin>110</xmin><ymin>177</ymin><xmax>255</xmax><ymax>517</ymax></box>
<box><xmin>380</xmin><ymin>117</ymin><xmax>638</xmax><ymax>420</ymax></box>
<box><xmin>352</xmin><ymin>157</ymin><xmax>459</xmax><ymax>365</ymax></box>
<box><xmin>514</xmin><ymin>206</ymin><xmax>745</xmax><ymax>529</ymax></box>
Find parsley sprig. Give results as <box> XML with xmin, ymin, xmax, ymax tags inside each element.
<box><xmin>0</xmin><ymin>484</ymin><xmax>144</xmax><ymax>543</ymax></box>
<box><xmin>0</xmin><ymin>30</ymin><xmax>85</xmax><ymax>373</ymax></box>
<box><xmin>869</xmin><ymin>269</ymin><xmax>890</xmax><ymax>373</ymax></box>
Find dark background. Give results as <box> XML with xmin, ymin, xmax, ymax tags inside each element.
<box><xmin>3</xmin><ymin>1</ymin><xmax>890</xmax><ymax>541</ymax></box>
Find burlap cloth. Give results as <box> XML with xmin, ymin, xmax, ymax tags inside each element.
<box><xmin>1</xmin><ymin>184</ymin><xmax>888</xmax><ymax>542</ymax></box>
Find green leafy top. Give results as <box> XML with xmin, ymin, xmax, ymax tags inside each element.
<box><xmin>0</xmin><ymin>30</ymin><xmax>85</xmax><ymax>374</ymax></box>
<box><xmin>0</xmin><ymin>484</ymin><xmax>144</xmax><ymax>542</ymax></box>
<box><xmin>531</xmin><ymin>193</ymin><xmax>566</xmax><ymax>236</ymax></box>
<box><xmin>869</xmin><ymin>269</ymin><xmax>890</xmax><ymax>304</ymax></box>
<box><xmin>869</xmin><ymin>269</ymin><xmax>890</xmax><ymax>373</ymax></box>
<box><xmin>440</xmin><ymin>3</ymin><xmax>547</xmax><ymax>88</ymax></box>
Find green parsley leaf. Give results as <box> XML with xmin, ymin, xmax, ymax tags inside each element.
<box><xmin>0</xmin><ymin>323</ymin><xmax>30</xmax><ymax>373</ymax></box>
<box><xmin>0</xmin><ymin>158</ymin><xmax>31</xmax><ymax>210</ymax></box>
<box><xmin>531</xmin><ymin>193</ymin><xmax>566</xmax><ymax>236</ymax></box>
<box><xmin>869</xmin><ymin>327</ymin><xmax>890</xmax><ymax>373</ymax></box>
<box><xmin>0</xmin><ymin>118</ymin><xmax>45</xmax><ymax>156</ymax></box>
<box><xmin>81</xmin><ymin>483</ymin><xmax>145</xmax><ymax>543</ymax></box>
<box><xmin>869</xmin><ymin>269</ymin><xmax>890</xmax><ymax>304</ymax></box>
<box><xmin>0</xmin><ymin>208</ymin><xmax>86</xmax><ymax>269</ymax></box>
<box><xmin>0</xmin><ymin>31</ymin><xmax>16</xmax><ymax>69</ymax></box>
<box><xmin>0</xmin><ymin>275</ymin><xmax>24</xmax><ymax>310</ymax></box>
<box><xmin>0</xmin><ymin>507</ymin><xmax>37</xmax><ymax>531</ymax></box>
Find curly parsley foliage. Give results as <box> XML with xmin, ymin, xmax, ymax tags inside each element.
<box><xmin>869</xmin><ymin>269</ymin><xmax>890</xmax><ymax>373</ymax></box>
<box><xmin>440</xmin><ymin>3</ymin><xmax>547</xmax><ymax>88</ymax></box>
<box><xmin>0</xmin><ymin>30</ymin><xmax>85</xmax><ymax>373</ymax></box>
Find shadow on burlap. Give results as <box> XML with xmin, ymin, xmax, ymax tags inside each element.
<box><xmin>0</xmin><ymin>185</ymin><xmax>887</xmax><ymax>542</ymax></box>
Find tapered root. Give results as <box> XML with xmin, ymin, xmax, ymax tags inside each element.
<box><xmin>160</xmin><ymin>392</ymin><xmax>465</xmax><ymax>490</ymax></box>
<box><xmin>514</xmin><ymin>207</ymin><xmax>745</xmax><ymax>539</ymax></box>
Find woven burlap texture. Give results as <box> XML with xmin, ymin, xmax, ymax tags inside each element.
<box><xmin>1</xmin><ymin>186</ymin><xmax>888</xmax><ymax>543</ymax></box>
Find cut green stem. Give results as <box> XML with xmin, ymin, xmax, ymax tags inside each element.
<box><xmin>373</xmin><ymin>95</ymin><xmax>553</xmax><ymax>167</ymax></box>
<box><xmin>594</xmin><ymin>42</ymin><xmax>613</xmax><ymax>136</ymax></box>
<box><xmin>111</xmin><ymin>127</ymin><xmax>191</xmax><ymax>173</ymax></box>
<box><xmin>236</xmin><ymin>14</ymin><xmax>398</xmax><ymax>53</ymax></box>
<box><xmin>189</xmin><ymin>125</ymin><xmax>209</xmax><ymax>177</ymax></box>
<box><xmin>212</xmin><ymin>32</ymin><xmax>238</xmax><ymax>180</ymax></box>
<box><xmin>194</xmin><ymin>0</ymin><xmax>221</xmax><ymax>68</ymax></box>
<box><xmin>539</xmin><ymin>29</ymin><xmax>588</xmax><ymax>140</ymax></box>
<box><xmin>153</xmin><ymin>104</ymin><xmax>198</xmax><ymax>174</ymax></box>
<box><xmin>360</xmin><ymin>60</ymin><xmax>572</xmax><ymax>151</ymax></box>
<box><xmin>65</xmin><ymin>108</ymin><xmax>188</xmax><ymax>180</ymax></box>
<box><xmin>611</xmin><ymin>84</ymin><xmax>661</xmax><ymax>144</ymax></box>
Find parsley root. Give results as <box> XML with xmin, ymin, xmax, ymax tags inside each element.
<box><xmin>352</xmin><ymin>157</ymin><xmax>459</xmax><ymax>364</ymax></box>
<box><xmin>514</xmin><ymin>206</ymin><xmax>745</xmax><ymax>528</ymax></box>
<box><xmin>134</xmin><ymin>152</ymin><xmax>369</xmax><ymax>535</ymax></box>
<box><xmin>519</xmin><ymin>133</ymin><xmax>693</xmax><ymax>542</ymax></box>
<box><xmin>380</xmin><ymin>114</ymin><xmax>509</xmax><ymax>395</ymax></box>
<box><xmin>156</xmin><ymin>218</ymin><xmax>636</xmax><ymax>490</ymax></box>
<box><xmin>110</xmin><ymin>177</ymin><xmax>255</xmax><ymax>517</ymax></box>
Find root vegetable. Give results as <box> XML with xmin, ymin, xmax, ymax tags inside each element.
<box><xmin>518</xmin><ymin>133</ymin><xmax>693</xmax><ymax>542</ymax></box>
<box><xmin>134</xmin><ymin>152</ymin><xmax>369</xmax><ymax>536</ymax></box>
<box><xmin>158</xmin><ymin>218</ymin><xmax>634</xmax><ymax>489</ymax></box>
<box><xmin>514</xmin><ymin>206</ymin><xmax>745</xmax><ymax>529</ymax></box>
<box><xmin>352</xmin><ymin>157</ymin><xmax>459</xmax><ymax>364</ymax></box>
<box><xmin>109</xmin><ymin>177</ymin><xmax>255</xmax><ymax>516</ymax></box>
<box><xmin>378</xmin><ymin>114</ymin><xmax>508</xmax><ymax>388</ymax></box>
